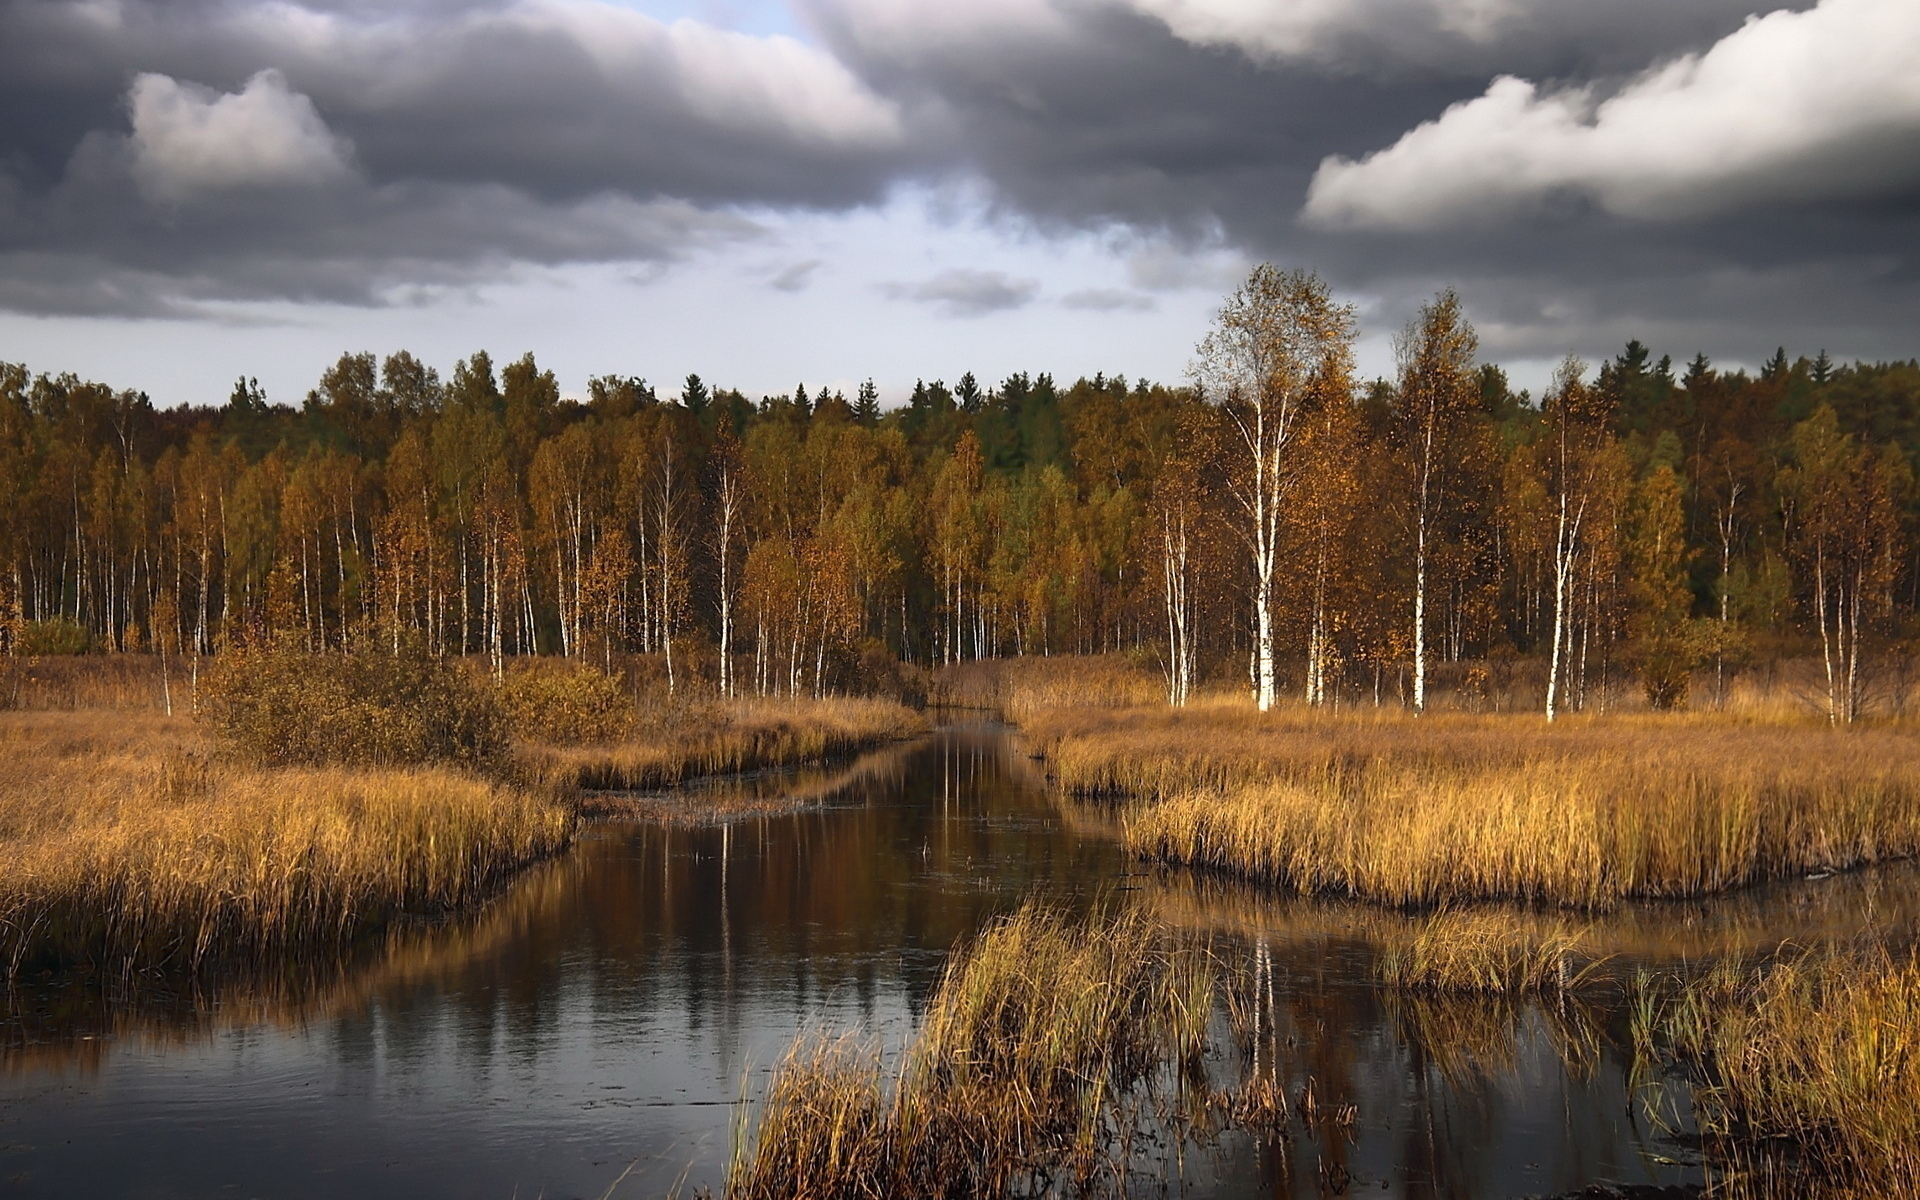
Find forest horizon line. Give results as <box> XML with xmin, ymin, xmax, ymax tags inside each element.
<box><xmin>6</xmin><ymin>268</ymin><xmax>1920</xmax><ymax>724</ymax></box>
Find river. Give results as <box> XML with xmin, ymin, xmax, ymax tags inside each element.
<box><xmin>4</xmin><ymin>718</ymin><xmax>1915</xmax><ymax>1198</ymax></box>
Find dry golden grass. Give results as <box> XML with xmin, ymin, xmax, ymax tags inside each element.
<box><xmin>1635</xmin><ymin>947</ymin><xmax>1920</xmax><ymax>1197</ymax></box>
<box><xmin>0</xmin><ymin>653</ymin><xmax>175</xmax><ymax>711</ymax></box>
<box><xmin>930</xmin><ymin>654</ymin><xmax>1165</xmax><ymax>720</ymax></box>
<box><xmin>524</xmin><ymin>696</ymin><xmax>926</xmax><ymax>793</ymax></box>
<box><xmin>0</xmin><ymin>709</ymin><xmax>572</xmax><ymax>976</ymax></box>
<box><xmin>1019</xmin><ymin>702</ymin><xmax>1920</xmax><ymax>908</ymax></box>
<box><xmin>728</xmin><ymin>904</ymin><xmax>1220</xmax><ymax>1199</ymax></box>
<box><xmin>1375</xmin><ymin>908</ymin><xmax>1601</xmax><ymax>993</ymax></box>
<box><xmin>585</xmin><ymin>737</ymin><xmax>920</xmax><ymax>822</ymax></box>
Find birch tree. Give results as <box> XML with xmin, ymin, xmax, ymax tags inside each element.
<box><xmin>1194</xmin><ymin>266</ymin><xmax>1355</xmax><ymax>711</ymax></box>
<box><xmin>1393</xmin><ymin>290</ymin><xmax>1479</xmax><ymax>714</ymax></box>
<box><xmin>1541</xmin><ymin>358</ymin><xmax>1616</xmax><ymax>721</ymax></box>
<box><xmin>710</xmin><ymin>428</ymin><xmax>747</xmax><ymax>696</ymax></box>
<box><xmin>1779</xmin><ymin>405</ymin><xmax>1908</xmax><ymax>724</ymax></box>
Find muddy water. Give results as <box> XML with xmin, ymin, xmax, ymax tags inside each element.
<box><xmin>1</xmin><ymin>719</ymin><xmax>1914</xmax><ymax>1199</ymax></box>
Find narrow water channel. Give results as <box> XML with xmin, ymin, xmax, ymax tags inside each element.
<box><xmin>3</xmin><ymin>719</ymin><xmax>1914</xmax><ymax>1198</ymax></box>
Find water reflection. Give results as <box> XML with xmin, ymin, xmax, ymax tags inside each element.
<box><xmin>0</xmin><ymin>720</ymin><xmax>1912</xmax><ymax>1198</ymax></box>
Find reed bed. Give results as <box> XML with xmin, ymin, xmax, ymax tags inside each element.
<box><xmin>727</xmin><ymin>904</ymin><xmax>1222</xmax><ymax>1199</ymax></box>
<box><xmin>1634</xmin><ymin>947</ymin><xmax>1920</xmax><ymax>1197</ymax></box>
<box><xmin>525</xmin><ymin>696</ymin><xmax>925</xmax><ymax>793</ymax></box>
<box><xmin>931</xmin><ymin>654</ymin><xmax>1165</xmax><ymax>721</ymax></box>
<box><xmin>1375</xmin><ymin>908</ymin><xmax>1601</xmax><ymax>994</ymax></box>
<box><xmin>0</xmin><ymin>710</ymin><xmax>572</xmax><ymax>976</ymax></box>
<box><xmin>0</xmin><ymin>653</ymin><xmax>175</xmax><ymax>712</ymax></box>
<box><xmin>1023</xmin><ymin>704</ymin><xmax>1920</xmax><ymax>907</ymax></box>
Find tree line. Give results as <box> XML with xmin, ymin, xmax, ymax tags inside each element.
<box><xmin>3</xmin><ymin>266</ymin><xmax>1918</xmax><ymax>720</ymax></box>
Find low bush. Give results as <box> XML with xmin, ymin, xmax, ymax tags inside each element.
<box><xmin>497</xmin><ymin>660</ymin><xmax>633</xmax><ymax>744</ymax></box>
<box><xmin>16</xmin><ymin>616</ymin><xmax>91</xmax><ymax>656</ymax></box>
<box><xmin>203</xmin><ymin>641</ymin><xmax>506</xmax><ymax>768</ymax></box>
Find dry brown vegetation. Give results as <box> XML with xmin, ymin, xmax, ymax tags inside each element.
<box><xmin>0</xmin><ymin>649</ymin><xmax>921</xmax><ymax>979</ymax></box>
<box><xmin>930</xmin><ymin>654</ymin><xmax>1165</xmax><ymax>718</ymax></box>
<box><xmin>728</xmin><ymin>905</ymin><xmax>1236</xmax><ymax>1199</ymax></box>
<box><xmin>523</xmin><ymin>695</ymin><xmax>925</xmax><ymax>792</ymax></box>
<box><xmin>1374</xmin><ymin>908</ymin><xmax>1600</xmax><ymax>993</ymax></box>
<box><xmin>0</xmin><ymin>709</ymin><xmax>570</xmax><ymax>976</ymax></box>
<box><xmin>202</xmin><ymin>641</ymin><xmax>508</xmax><ymax>767</ymax></box>
<box><xmin>1014</xmin><ymin>697</ymin><xmax>1920</xmax><ymax>908</ymax></box>
<box><xmin>1634</xmin><ymin>947</ymin><xmax>1920</xmax><ymax>1197</ymax></box>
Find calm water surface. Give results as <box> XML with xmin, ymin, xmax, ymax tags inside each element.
<box><xmin>4</xmin><ymin>719</ymin><xmax>1915</xmax><ymax>1199</ymax></box>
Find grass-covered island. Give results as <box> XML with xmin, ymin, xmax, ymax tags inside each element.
<box><xmin>0</xmin><ymin>650</ymin><xmax>921</xmax><ymax>980</ymax></box>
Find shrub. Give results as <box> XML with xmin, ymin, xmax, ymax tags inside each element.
<box><xmin>497</xmin><ymin>660</ymin><xmax>633</xmax><ymax>744</ymax></box>
<box><xmin>17</xmin><ymin>616</ymin><xmax>91</xmax><ymax>656</ymax></box>
<box><xmin>202</xmin><ymin>642</ymin><xmax>506</xmax><ymax>768</ymax></box>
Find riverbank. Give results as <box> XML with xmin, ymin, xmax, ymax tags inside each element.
<box><xmin>0</xmin><ymin>654</ymin><xmax>924</xmax><ymax>978</ymax></box>
<box><xmin>522</xmin><ymin>696</ymin><xmax>926</xmax><ymax>794</ymax></box>
<box><xmin>0</xmin><ymin>709</ymin><xmax>573</xmax><ymax>976</ymax></box>
<box><xmin>1011</xmin><ymin>698</ymin><xmax>1920</xmax><ymax>908</ymax></box>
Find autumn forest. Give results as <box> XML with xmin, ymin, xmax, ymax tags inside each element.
<box><xmin>6</xmin><ymin>269</ymin><xmax>1916</xmax><ymax>722</ymax></box>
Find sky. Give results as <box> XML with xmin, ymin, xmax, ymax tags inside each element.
<box><xmin>1</xmin><ymin>0</ymin><xmax>1917</xmax><ymax>409</ymax></box>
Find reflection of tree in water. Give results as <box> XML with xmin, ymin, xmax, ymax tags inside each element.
<box><xmin>6</xmin><ymin>724</ymin><xmax>1907</xmax><ymax>1199</ymax></box>
<box><xmin>1</xmin><ymin>729</ymin><xmax>1102</xmax><ymax>1073</ymax></box>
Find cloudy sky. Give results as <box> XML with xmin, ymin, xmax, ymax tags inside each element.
<box><xmin>2</xmin><ymin>0</ymin><xmax>1917</xmax><ymax>408</ymax></box>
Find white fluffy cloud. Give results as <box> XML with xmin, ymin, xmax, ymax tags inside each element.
<box><xmin>1302</xmin><ymin>0</ymin><xmax>1920</xmax><ymax>230</ymax></box>
<box><xmin>128</xmin><ymin>69</ymin><xmax>353</xmax><ymax>203</ymax></box>
<box><xmin>495</xmin><ymin>1</ymin><xmax>903</xmax><ymax>148</ymax></box>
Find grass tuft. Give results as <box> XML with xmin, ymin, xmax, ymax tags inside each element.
<box><xmin>1376</xmin><ymin>908</ymin><xmax>1601</xmax><ymax>993</ymax></box>
<box><xmin>0</xmin><ymin>728</ymin><xmax>572</xmax><ymax>975</ymax></box>
<box><xmin>1633</xmin><ymin>946</ymin><xmax>1920</xmax><ymax>1196</ymax></box>
<box><xmin>727</xmin><ymin>904</ymin><xmax>1219</xmax><ymax>1199</ymax></box>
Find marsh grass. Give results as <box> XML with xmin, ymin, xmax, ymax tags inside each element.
<box><xmin>728</xmin><ymin>905</ymin><xmax>1232</xmax><ymax>1199</ymax></box>
<box><xmin>585</xmin><ymin>737</ymin><xmax>918</xmax><ymax>823</ymax></box>
<box><xmin>1021</xmin><ymin>703</ymin><xmax>1920</xmax><ymax>907</ymax></box>
<box><xmin>1633</xmin><ymin>946</ymin><xmax>1920</xmax><ymax>1197</ymax></box>
<box><xmin>0</xmin><ymin>653</ymin><xmax>918</xmax><ymax>978</ymax></box>
<box><xmin>0</xmin><ymin>707</ymin><xmax>572</xmax><ymax>977</ymax></box>
<box><xmin>1376</xmin><ymin>908</ymin><xmax>1603</xmax><ymax>993</ymax></box>
<box><xmin>0</xmin><ymin>653</ymin><xmax>173</xmax><ymax>711</ymax></box>
<box><xmin>525</xmin><ymin>696</ymin><xmax>925</xmax><ymax>793</ymax></box>
<box><xmin>931</xmin><ymin>654</ymin><xmax>1165</xmax><ymax>720</ymax></box>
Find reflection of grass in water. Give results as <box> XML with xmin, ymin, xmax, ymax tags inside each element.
<box><xmin>523</xmin><ymin>697</ymin><xmax>925</xmax><ymax>793</ymax></box>
<box><xmin>1633</xmin><ymin>945</ymin><xmax>1920</xmax><ymax>1198</ymax></box>
<box><xmin>1025</xmin><ymin>702</ymin><xmax>1920</xmax><ymax>908</ymax></box>
<box><xmin>585</xmin><ymin>736</ymin><xmax>922</xmax><ymax>824</ymax></box>
<box><xmin>1139</xmin><ymin>862</ymin><xmax>1920</xmax><ymax>976</ymax></box>
<box><xmin>728</xmin><ymin>903</ymin><xmax>1338</xmax><ymax>1199</ymax></box>
<box><xmin>4</xmin><ymin>844</ymin><xmax>585</xmax><ymax>1065</ymax></box>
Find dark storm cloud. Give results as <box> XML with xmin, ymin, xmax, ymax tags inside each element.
<box><xmin>881</xmin><ymin>268</ymin><xmax>1038</xmax><ymax>317</ymax></box>
<box><xmin>0</xmin><ymin>0</ymin><xmax>908</xmax><ymax>314</ymax></box>
<box><xmin>800</xmin><ymin>0</ymin><xmax>1920</xmax><ymax>365</ymax></box>
<box><xmin>4</xmin><ymin>0</ymin><xmax>1919</xmax><ymax>367</ymax></box>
